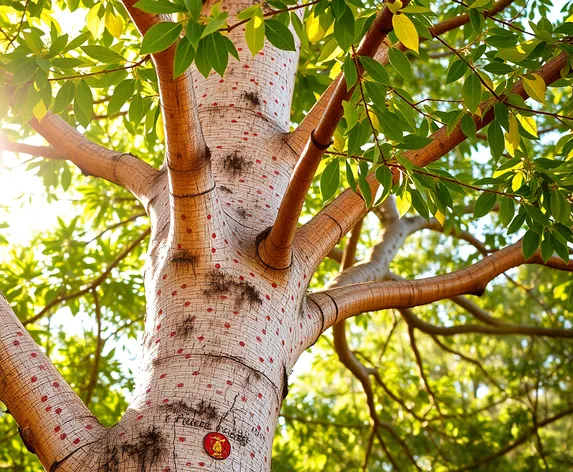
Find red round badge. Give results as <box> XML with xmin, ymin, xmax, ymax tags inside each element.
<box><xmin>203</xmin><ymin>432</ymin><xmax>231</xmax><ymax>460</ymax></box>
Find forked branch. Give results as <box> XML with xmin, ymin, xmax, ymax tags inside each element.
<box><xmin>297</xmin><ymin>51</ymin><xmax>569</xmax><ymax>271</ymax></box>
<box><xmin>259</xmin><ymin>2</ymin><xmax>407</xmax><ymax>269</ymax></box>
<box><xmin>121</xmin><ymin>0</ymin><xmax>211</xmax><ymax>198</ymax></box>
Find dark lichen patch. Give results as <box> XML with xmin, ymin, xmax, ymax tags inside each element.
<box><xmin>176</xmin><ymin>315</ymin><xmax>196</xmax><ymax>338</ymax></box>
<box><xmin>223</xmin><ymin>151</ymin><xmax>252</xmax><ymax>177</ymax></box>
<box><xmin>196</xmin><ymin>400</ymin><xmax>218</xmax><ymax>419</ymax></box>
<box><xmin>99</xmin><ymin>426</ymin><xmax>167</xmax><ymax>472</ymax></box>
<box><xmin>281</xmin><ymin>364</ymin><xmax>290</xmax><ymax>401</ymax></box>
<box><xmin>219</xmin><ymin>185</ymin><xmax>233</xmax><ymax>194</ymax></box>
<box><xmin>236</xmin><ymin>207</ymin><xmax>249</xmax><ymax>219</ymax></box>
<box><xmin>160</xmin><ymin>400</ymin><xmax>196</xmax><ymax>416</ymax></box>
<box><xmin>170</xmin><ymin>249</ymin><xmax>199</xmax><ymax>275</ymax></box>
<box><xmin>204</xmin><ymin>270</ymin><xmax>262</xmax><ymax>309</ymax></box>
<box><xmin>122</xmin><ymin>426</ymin><xmax>167</xmax><ymax>472</ymax></box>
<box><xmin>243</xmin><ymin>91</ymin><xmax>260</xmax><ymax>106</ymax></box>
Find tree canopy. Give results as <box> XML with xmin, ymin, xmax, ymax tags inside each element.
<box><xmin>1</xmin><ymin>0</ymin><xmax>573</xmax><ymax>469</ymax></box>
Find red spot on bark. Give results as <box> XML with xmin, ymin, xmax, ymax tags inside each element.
<box><xmin>198</xmin><ymin>336</ymin><xmax>204</xmax><ymax>341</ymax></box>
<box><xmin>241</xmin><ymin>396</ymin><xmax>247</xmax><ymax>402</ymax></box>
<box><xmin>256</xmin><ymin>336</ymin><xmax>262</xmax><ymax>342</ymax></box>
<box><xmin>160</xmin><ymin>373</ymin><xmax>166</xmax><ymax>379</ymax></box>
<box><xmin>41</xmin><ymin>395</ymin><xmax>47</xmax><ymax>402</ymax></box>
<box><xmin>224</xmin><ymin>323</ymin><xmax>231</xmax><ymax>328</ymax></box>
<box><xmin>60</xmin><ymin>433</ymin><xmax>67</xmax><ymax>440</ymax></box>
<box><xmin>31</xmin><ymin>376</ymin><xmax>37</xmax><ymax>382</ymax></box>
<box><xmin>172</xmin><ymin>291</ymin><xmax>177</xmax><ymax>296</ymax></box>
<box><xmin>31</xmin><ymin>353</ymin><xmax>37</xmax><ymax>358</ymax></box>
<box><xmin>170</xmin><ymin>331</ymin><xmax>176</xmax><ymax>337</ymax></box>
<box><xmin>207</xmin><ymin>214</ymin><xmax>212</xmax><ymax>220</ymax></box>
<box><xmin>239</xmin><ymin>341</ymin><xmax>245</xmax><ymax>346</ymax></box>
<box><xmin>184</xmin><ymin>301</ymin><xmax>190</xmax><ymax>307</ymax></box>
<box><xmin>211</xmin><ymin>248</ymin><xmax>216</xmax><ymax>253</ymax></box>
<box><xmin>137</xmin><ymin>415</ymin><xmax>144</xmax><ymax>421</ymax></box>
<box><xmin>55</xmin><ymin>408</ymin><xmax>62</xmax><ymax>415</ymax></box>
<box><xmin>177</xmin><ymin>349</ymin><xmax>183</xmax><ymax>354</ymax></box>
<box><xmin>46</xmin><ymin>406</ymin><xmax>52</xmax><ymax>412</ymax></box>
<box><xmin>12</xmin><ymin>340</ymin><xmax>19</xmax><ymax>346</ymax></box>
<box><xmin>163</xmin><ymin>398</ymin><xmax>169</xmax><ymax>404</ymax></box>
<box><xmin>177</xmin><ymin>383</ymin><xmax>184</xmax><ymax>388</ymax></box>
<box><xmin>259</xmin><ymin>357</ymin><xmax>264</xmax><ymax>362</ymax></box>
<box><xmin>86</xmin><ymin>425</ymin><xmax>93</xmax><ymax>430</ymax></box>
<box><xmin>226</xmin><ymin>380</ymin><xmax>233</xmax><ymax>385</ymax></box>
<box><xmin>192</xmin><ymin>371</ymin><xmax>199</xmax><ymax>376</ymax></box>
<box><xmin>54</xmin><ymin>426</ymin><xmax>60</xmax><ymax>432</ymax></box>
<box><xmin>73</xmin><ymin>438</ymin><xmax>80</xmax><ymax>445</ymax></box>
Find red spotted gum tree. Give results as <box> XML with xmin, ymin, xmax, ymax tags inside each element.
<box><xmin>1</xmin><ymin>0</ymin><xmax>573</xmax><ymax>470</ymax></box>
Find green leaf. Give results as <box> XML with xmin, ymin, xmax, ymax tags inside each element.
<box><xmin>74</xmin><ymin>79</ymin><xmax>93</xmax><ymax>128</ymax></box>
<box><xmin>320</xmin><ymin>159</ymin><xmax>340</xmax><ymax>201</ymax></box>
<box><xmin>474</xmin><ymin>192</ymin><xmax>497</xmax><ymax>218</ymax></box>
<box><xmin>460</xmin><ymin>114</ymin><xmax>476</xmax><ymax>139</ymax></box>
<box><xmin>360</xmin><ymin>56</ymin><xmax>389</xmax><ymax>85</ymax></box>
<box><xmin>207</xmin><ymin>32</ymin><xmax>228</xmax><ymax>76</ymax></box>
<box><xmin>375</xmin><ymin>165</ymin><xmax>392</xmax><ymax>203</ymax></box>
<box><xmin>245</xmin><ymin>10</ymin><xmax>265</xmax><ymax>56</ymax></box>
<box><xmin>396</xmin><ymin>134</ymin><xmax>433</xmax><ymax>149</ymax></box>
<box><xmin>388</xmin><ymin>47</ymin><xmax>412</xmax><ymax>83</ymax></box>
<box><xmin>201</xmin><ymin>17</ymin><xmax>228</xmax><ymax>38</ymax></box>
<box><xmin>53</xmin><ymin>81</ymin><xmax>75</xmax><ymax>114</ymax></box>
<box><xmin>108</xmin><ymin>79</ymin><xmax>135</xmax><ymax>116</ymax></box>
<box><xmin>393</xmin><ymin>14</ymin><xmax>419</xmax><ymax>53</ymax></box>
<box><xmin>129</xmin><ymin>94</ymin><xmax>145</xmax><ymax>127</ymax></box>
<box><xmin>61</xmin><ymin>163</ymin><xmax>71</xmax><ymax>191</ymax></box>
<box><xmin>540</xmin><ymin>233</ymin><xmax>554</xmax><ymax>262</ymax></box>
<box><xmin>333</xmin><ymin>8</ymin><xmax>354</xmax><ymax>51</ymax></box>
<box><xmin>446</xmin><ymin>59</ymin><xmax>468</xmax><ymax>84</ymax></box>
<box><xmin>195</xmin><ymin>38</ymin><xmax>212</xmax><ymax>78</ymax></box>
<box><xmin>462</xmin><ymin>73</ymin><xmax>482</xmax><ymax>113</ymax></box>
<box><xmin>81</xmin><ymin>45</ymin><xmax>125</xmax><ymax>63</ymax></box>
<box><xmin>343</xmin><ymin>101</ymin><xmax>358</xmax><ymax>131</ymax></box>
<box><xmin>499</xmin><ymin>196</ymin><xmax>515</xmax><ymax>227</ymax></box>
<box><xmin>487</xmin><ymin>120</ymin><xmax>504</xmax><ymax>159</ymax></box>
<box><xmin>343</xmin><ymin>54</ymin><xmax>358</xmax><ymax>89</ymax></box>
<box><xmin>522</xmin><ymin>230</ymin><xmax>540</xmax><ymax>260</ymax></box>
<box><xmin>358</xmin><ymin>161</ymin><xmax>372</xmax><ymax>207</ymax></box>
<box><xmin>483</xmin><ymin>61</ymin><xmax>514</xmax><ymax>74</ymax></box>
<box><xmin>133</xmin><ymin>0</ymin><xmax>186</xmax><ymax>13</ymax></box>
<box><xmin>184</xmin><ymin>0</ymin><xmax>202</xmax><ymax>20</ymax></box>
<box><xmin>522</xmin><ymin>73</ymin><xmax>546</xmax><ymax>104</ymax></box>
<box><xmin>141</xmin><ymin>22</ymin><xmax>182</xmax><ymax>55</ymax></box>
<box><xmin>346</xmin><ymin>160</ymin><xmax>357</xmax><ymax>193</ymax></box>
<box><xmin>410</xmin><ymin>188</ymin><xmax>429</xmax><ymax>219</ymax></box>
<box><xmin>173</xmin><ymin>36</ymin><xmax>196</xmax><ymax>79</ymax></box>
<box><xmin>265</xmin><ymin>19</ymin><xmax>296</xmax><ymax>51</ymax></box>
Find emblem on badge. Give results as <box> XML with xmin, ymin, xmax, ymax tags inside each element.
<box><xmin>204</xmin><ymin>432</ymin><xmax>231</xmax><ymax>459</ymax></box>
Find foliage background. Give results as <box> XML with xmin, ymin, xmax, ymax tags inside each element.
<box><xmin>1</xmin><ymin>0</ymin><xmax>573</xmax><ymax>470</ymax></box>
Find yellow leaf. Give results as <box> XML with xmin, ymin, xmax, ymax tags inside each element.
<box><xmin>370</xmin><ymin>113</ymin><xmax>380</xmax><ymax>133</ymax></box>
<box><xmin>511</xmin><ymin>171</ymin><xmax>524</xmax><ymax>191</ymax></box>
<box><xmin>392</xmin><ymin>14</ymin><xmax>419</xmax><ymax>53</ymax></box>
<box><xmin>41</xmin><ymin>12</ymin><xmax>61</xmax><ymax>33</ymax></box>
<box><xmin>396</xmin><ymin>191</ymin><xmax>412</xmax><ymax>217</ymax></box>
<box><xmin>329</xmin><ymin>61</ymin><xmax>342</xmax><ymax>80</ymax></box>
<box><xmin>306</xmin><ymin>12</ymin><xmax>326</xmax><ymax>43</ymax></box>
<box><xmin>333</xmin><ymin>129</ymin><xmax>345</xmax><ymax>152</ymax></box>
<box><xmin>253</xmin><ymin>14</ymin><xmax>263</xmax><ymax>28</ymax></box>
<box><xmin>87</xmin><ymin>4</ymin><xmax>104</xmax><ymax>38</ymax></box>
<box><xmin>156</xmin><ymin>110</ymin><xmax>164</xmax><ymax>143</ymax></box>
<box><xmin>33</xmin><ymin>100</ymin><xmax>47</xmax><ymax>122</ymax></box>
<box><xmin>435</xmin><ymin>210</ymin><xmax>446</xmax><ymax>226</ymax></box>
<box><xmin>387</xmin><ymin>0</ymin><xmax>403</xmax><ymax>14</ymax></box>
<box><xmin>523</xmin><ymin>73</ymin><xmax>546</xmax><ymax>104</ymax></box>
<box><xmin>507</xmin><ymin>113</ymin><xmax>520</xmax><ymax>148</ymax></box>
<box><xmin>517</xmin><ymin>114</ymin><xmax>537</xmax><ymax>137</ymax></box>
<box><xmin>105</xmin><ymin>10</ymin><xmax>123</xmax><ymax>39</ymax></box>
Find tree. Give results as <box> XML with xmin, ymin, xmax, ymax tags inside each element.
<box><xmin>1</xmin><ymin>0</ymin><xmax>572</xmax><ymax>469</ymax></box>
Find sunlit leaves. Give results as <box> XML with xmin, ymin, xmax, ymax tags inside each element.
<box><xmin>173</xmin><ymin>36</ymin><xmax>196</xmax><ymax>79</ymax></box>
<box><xmin>446</xmin><ymin>59</ymin><xmax>468</xmax><ymax>83</ymax></box>
<box><xmin>392</xmin><ymin>14</ymin><xmax>419</xmax><ymax>53</ymax></box>
<box><xmin>320</xmin><ymin>159</ymin><xmax>340</xmax><ymax>201</ymax></box>
<box><xmin>133</xmin><ymin>0</ymin><xmax>187</xmax><ymax>13</ymax></box>
<box><xmin>81</xmin><ymin>46</ymin><xmax>125</xmax><ymax>64</ymax></box>
<box><xmin>141</xmin><ymin>22</ymin><xmax>183</xmax><ymax>55</ymax></box>
<box><xmin>53</xmin><ymin>81</ymin><xmax>75</xmax><ymax>114</ymax></box>
<box><xmin>523</xmin><ymin>73</ymin><xmax>547</xmax><ymax>103</ymax></box>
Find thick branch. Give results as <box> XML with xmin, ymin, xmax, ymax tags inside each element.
<box><xmin>288</xmin><ymin>0</ymin><xmax>515</xmax><ymax>155</ymax></box>
<box><xmin>121</xmin><ymin>0</ymin><xmax>210</xmax><ymax>198</ymax></box>
<box><xmin>259</xmin><ymin>2</ymin><xmax>407</xmax><ymax>269</ymax></box>
<box><xmin>29</xmin><ymin>113</ymin><xmax>158</xmax><ymax>203</ymax></box>
<box><xmin>308</xmin><ymin>241</ymin><xmax>573</xmax><ymax>336</ymax></box>
<box><xmin>0</xmin><ymin>294</ymin><xmax>106</xmax><ymax>469</ymax></box>
<box><xmin>297</xmin><ymin>51</ymin><xmax>569</xmax><ymax>271</ymax></box>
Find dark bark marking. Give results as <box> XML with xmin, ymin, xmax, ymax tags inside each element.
<box><xmin>204</xmin><ymin>270</ymin><xmax>262</xmax><ymax>309</ymax></box>
<box><xmin>219</xmin><ymin>185</ymin><xmax>233</xmax><ymax>194</ymax></box>
<box><xmin>243</xmin><ymin>91</ymin><xmax>260</xmax><ymax>106</ymax></box>
<box><xmin>223</xmin><ymin>151</ymin><xmax>252</xmax><ymax>177</ymax></box>
<box><xmin>281</xmin><ymin>364</ymin><xmax>289</xmax><ymax>401</ymax></box>
<box><xmin>176</xmin><ymin>315</ymin><xmax>196</xmax><ymax>338</ymax></box>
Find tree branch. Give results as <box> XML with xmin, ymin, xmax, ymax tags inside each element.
<box><xmin>0</xmin><ymin>294</ymin><xmax>106</xmax><ymax>469</ymax></box>
<box><xmin>308</xmin><ymin>240</ymin><xmax>573</xmax><ymax>336</ymax></box>
<box><xmin>84</xmin><ymin>291</ymin><xmax>104</xmax><ymax>407</ymax></box>
<box><xmin>121</xmin><ymin>0</ymin><xmax>211</xmax><ymax>198</ymax></box>
<box><xmin>0</xmin><ymin>136</ymin><xmax>65</xmax><ymax>160</ymax></box>
<box><xmin>29</xmin><ymin>113</ymin><xmax>159</xmax><ymax>203</ymax></box>
<box><xmin>258</xmin><ymin>2</ymin><xmax>407</xmax><ymax>269</ymax></box>
<box><xmin>297</xmin><ymin>51</ymin><xmax>569</xmax><ymax>272</ymax></box>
